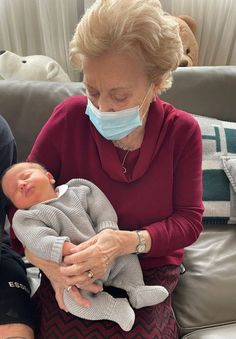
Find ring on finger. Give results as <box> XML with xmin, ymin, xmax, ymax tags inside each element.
<box><xmin>104</xmin><ymin>254</ymin><xmax>109</xmax><ymax>266</ymax></box>
<box><xmin>87</xmin><ymin>270</ymin><xmax>94</xmax><ymax>279</ymax></box>
<box><xmin>67</xmin><ymin>286</ymin><xmax>72</xmax><ymax>292</ymax></box>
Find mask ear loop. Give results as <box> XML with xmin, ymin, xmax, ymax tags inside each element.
<box><xmin>139</xmin><ymin>83</ymin><xmax>155</xmax><ymax>121</ymax></box>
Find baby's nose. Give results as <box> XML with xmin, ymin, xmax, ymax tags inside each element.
<box><xmin>18</xmin><ymin>181</ymin><xmax>26</xmax><ymax>191</ymax></box>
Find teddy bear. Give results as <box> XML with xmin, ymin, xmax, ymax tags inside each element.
<box><xmin>0</xmin><ymin>50</ymin><xmax>71</xmax><ymax>82</ymax></box>
<box><xmin>175</xmin><ymin>15</ymin><xmax>199</xmax><ymax>67</ymax></box>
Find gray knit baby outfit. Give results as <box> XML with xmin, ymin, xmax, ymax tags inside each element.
<box><xmin>13</xmin><ymin>179</ymin><xmax>168</xmax><ymax>331</ymax></box>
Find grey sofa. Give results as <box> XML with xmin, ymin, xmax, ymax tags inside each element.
<box><xmin>1</xmin><ymin>66</ymin><xmax>236</xmax><ymax>338</ymax></box>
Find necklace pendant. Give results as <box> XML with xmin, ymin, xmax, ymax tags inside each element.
<box><xmin>121</xmin><ymin>150</ymin><xmax>129</xmax><ymax>174</ymax></box>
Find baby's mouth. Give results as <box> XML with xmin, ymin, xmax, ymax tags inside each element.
<box><xmin>24</xmin><ymin>185</ymin><xmax>33</xmax><ymax>196</ymax></box>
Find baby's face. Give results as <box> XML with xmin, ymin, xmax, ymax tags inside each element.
<box><xmin>2</xmin><ymin>163</ymin><xmax>56</xmax><ymax>209</ymax></box>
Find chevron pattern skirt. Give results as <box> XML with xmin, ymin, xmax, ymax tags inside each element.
<box><xmin>33</xmin><ymin>265</ymin><xmax>179</xmax><ymax>339</ymax></box>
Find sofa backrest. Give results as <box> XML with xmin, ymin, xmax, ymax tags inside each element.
<box><xmin>161</xmin><ymin>66</ymin><xmax>236</xmax><ymax>122</ymax></box>
<box><xmin>1</xmin><ymin>66</ymin><xmax>236</xmax><ymax>161</ymax></box>
<box><xmin>0</xmin><ymin>80</ymin><xmax>85</xmax><ymax>161</ymax></box>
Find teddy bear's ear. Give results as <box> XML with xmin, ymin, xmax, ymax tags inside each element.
<box><xmin>178</xmin><ymin>15</ymin><xmax>197</xmax><ymax>36</ymax></box>
<box><xmin>46</xmin><ymin>61</ymin><xmax>60</xmax><ymax>80</ymax></box>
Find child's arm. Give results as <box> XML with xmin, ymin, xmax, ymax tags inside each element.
<box><xmin>13</xmin><ymin>211</ymin><xmax>70</xmax><ymax>264</ymax></box>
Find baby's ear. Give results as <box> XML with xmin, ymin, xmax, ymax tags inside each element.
<box><xmin>50</xmin><ymin>178</ymin><xmax>56</xmax><ymax>184</ymax></box>
<box><xmin>46</xmin><ymin>172</ymin><xmax>55</xmax><ymax>184</ymax></box>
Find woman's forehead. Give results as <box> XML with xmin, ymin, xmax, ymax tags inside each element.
<box><xmin>82</xmin><ymin>53</ymin><xmax>147</xmax><ymax>84</ymax></box>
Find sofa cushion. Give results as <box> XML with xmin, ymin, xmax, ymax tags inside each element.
<box><xmin>172</xmin><ymin>224</ymin><xmax>236</xmax><ymax>337</ymax></box>
<box><xmin>193</xmin><ymin>114</ymin><xmax>236</xmax><ymax>224</ymax></box>
<box><xmin>181</xmin><ymin>323</ymin><xmax>236</xmax><ymax>339</ymax></box>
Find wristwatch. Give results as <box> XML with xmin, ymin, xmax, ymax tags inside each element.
<box><xmin>136</xmin><ymin>230</ymin><xmax>146</xmax><ymax>253</ymax></box>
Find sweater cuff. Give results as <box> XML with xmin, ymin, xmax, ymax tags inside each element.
<box><xmin>97</xmin><ymin>221</ymin><xmax>119</xmax><ymax>232</ymax></box>
<box><xmin>143</xmin><ymin>223</ymin><xmax>165</xmax><ymax>257</ymax></box>
<box><xmin>51</xmin><ymin>237</ymin><xmax>70</xmax><ymax>264</ymax></box>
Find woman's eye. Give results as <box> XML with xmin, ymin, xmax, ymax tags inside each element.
<box><xmin>88</xmin><ymin>91</ymin><xmax>99</xmax><ymax>98</ymax></box>
<box><xmin>85</xmin><ymin>87</ymin><xmax>99</xmax><ymax>97</ymax></box>
<box><xmin>114</xmin><ymin>96</ymin><xmax>128</xmax><ymax>102</ymax></box>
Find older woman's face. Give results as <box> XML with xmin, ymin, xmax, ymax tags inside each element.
<box><xmin>82</xmin><ymin>51</ymin><xmax>154</xmax><ymax>116</ymax></box>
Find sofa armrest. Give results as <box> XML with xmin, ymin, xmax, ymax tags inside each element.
<box><xmin>172</xmin><ymin>224</ymin><xmax>236</xmax><ymax>337</ymax></box>
<box><xmin>181</xmin><ymin>324</ymin><xmax>236</xmax><ymax>339</ymax></box>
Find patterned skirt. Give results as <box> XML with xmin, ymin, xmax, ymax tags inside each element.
<box><xmin>33</xmin><ymin>265</ymin><xmax>180</xmax><ymax>339</ymax></box>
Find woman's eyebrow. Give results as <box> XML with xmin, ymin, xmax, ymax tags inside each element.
<box><xmin>110</xmin><ymin>87</ymin><xmax>132</xmax><ymax>92</ymax></box>
<box><xmin>83</xmin><ymin>82</ymin><xmax>96</xmax><ymax>90</ymax></box>
<box><xmin>84</xmin><ymin>82</ymin><xmax>132</xmax><ymax>92</ymax></box>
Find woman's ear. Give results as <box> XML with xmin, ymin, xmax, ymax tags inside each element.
<box><xmin>152</xmin><ymin>81</ymin><xmax>161</xmax><ymax>99</ymax></box>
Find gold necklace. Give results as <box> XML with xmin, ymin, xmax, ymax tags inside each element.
<box><xmin>121</xmin><ymin>150</ymin><xmax>130</xmax><ymax>173</ymax></box>
<box><xmin>115</xmin><ymin>141</ymin><xmax>131</xmax><ymax>151</ymax></box>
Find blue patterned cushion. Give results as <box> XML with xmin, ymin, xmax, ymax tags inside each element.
<box><xmin>193</xmin><ymin>115</ymin><xmax>236</xmax><ymax>224</ymax></box>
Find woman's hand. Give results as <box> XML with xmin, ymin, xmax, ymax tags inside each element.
<box><xmin>61</xmin><ymin>229</ymin><xmax>138</xmax><ymax>286</ymax></box>
<box><xmin>52</xmin><ymin>281</ymin><xmax>100</xmax><ymax>310</ymax></box>
<box><xmin>25</xmin><ymin>247</ymin><xmax>68</xmax><ymax>286</ymax></box>
<box><xmin>25</xmin><ymin>248</ymin><xmax>102</xmax><ymax>310</ymax></box>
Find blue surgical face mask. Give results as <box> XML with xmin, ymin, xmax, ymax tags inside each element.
<box><xmin>85</xmin><ymin>85</ymin><xmax>153</xmax><ymax>141</ymax></box>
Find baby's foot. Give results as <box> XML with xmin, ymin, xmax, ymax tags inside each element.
<box><xmin>128</xmin><ymin>285</ymin><xmax>169</xmax><ymax>309</ymax></box>
<box><xmin>108</xmin><ymin>297</ymin><xmax>135</xmax><ymax>331</ymax></box>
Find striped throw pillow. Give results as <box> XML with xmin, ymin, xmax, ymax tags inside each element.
<box><xmin>193</xmin><ymin>115</ymin><xmax>236</xmax><ymax>224</ymax></box>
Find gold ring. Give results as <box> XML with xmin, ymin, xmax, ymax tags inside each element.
<box><xmin>67</xmin><ymin>286</ymin><xmax>72</xmax><ymax>292</ymax></box>
<box><xmin>104</xmin><ymin>254</ymin><xmax>109</xmax><ymax>266</ymax></box>
<box><xmin>87</xmin><ymin>270</ymin><xmax>94</xmax><ymax>279</ymax></box>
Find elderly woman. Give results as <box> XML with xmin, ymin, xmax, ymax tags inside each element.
<box><xmin>14</xmin><ymin>0</ymin><xmax>203</xmax><ymax>337</ymax></box>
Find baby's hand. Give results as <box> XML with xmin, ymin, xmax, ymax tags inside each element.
<box><xmin>62</xmin><ymin>241</ymin><xmax>77</xmax><ymax>257</ymax></box>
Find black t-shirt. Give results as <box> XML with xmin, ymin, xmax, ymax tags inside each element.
<box><xmin>0</xmin><ymin>115</ymin><xmax>17</xmax><ymax>257</ymax></box>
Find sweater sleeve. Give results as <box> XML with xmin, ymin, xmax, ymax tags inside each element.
<box><xmin>69</xmin><ymin>179</ymin><xmax>119</xmax><ymax>232</ymax></box>
<box><xmin>13</xmin><ymin>210</ymin><xmax>70</xmax><ymax>264</ymax></box>
<box><xmin>144</xmin><ymin>116</ymin><xmax>204</xmax><ymax>257</ymax></box>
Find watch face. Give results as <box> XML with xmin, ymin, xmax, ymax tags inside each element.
<box><xmin>137</xmin><ymin>244</ymin><xmax>146</xmax><ymax>253</ymax></box>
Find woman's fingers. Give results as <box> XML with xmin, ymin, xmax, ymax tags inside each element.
<box><xmin>60</xmin><ymin>263</ymin><xmax>90</xmax><ymax>285</ymax></box>
<box><xmin>60</xmin><ymin>258</ymin><xmax>108</xmax><ymax>286</ymax></box>
<box><xmin>61</xmin><ymin>230</ymin><xmax>120</xmax><ymax>286</ymax></box>
<box><xmin>78</xmin><ymin>282</ymin><xmax>103</xmax><ymax>293</ymax></box>
<box><xmin>69</xmin><ymin>286</ymin><xmax>91</xmax><ymax>308</ymax></box>
<box><xmin>53</xmin><ymin>283</ymin><xmax>96</xmax><ymax>309</ymax></box>
<box><xmin>61</xmin><ymin>270</ymin><xmax>98</xmax><ymax>286</ymax></box>
<box><xmin>54</xmin><ymin>285</ymin><xmax>68</xmax><ymax>312</ymax></box>
<box><xmin>70</xmin><ymin>238</ymin><xmax>97</xmax><ymax>253</ymax></box>
<box><xmin>63</xmin><ymin>244</ymin><xmax>97</xmax><ymax>265</ymax></box>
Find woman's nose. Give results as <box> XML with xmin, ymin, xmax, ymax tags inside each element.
<box><xmin>97</xmin><ymin>96</ymin><xmax>114</xmax><ymax>112</ymax></box>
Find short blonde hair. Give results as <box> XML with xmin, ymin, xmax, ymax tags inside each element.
<box><xmin>69</xmin><ymin>0</ymin><xmax>183</xmax><ymax>93</ymax></box>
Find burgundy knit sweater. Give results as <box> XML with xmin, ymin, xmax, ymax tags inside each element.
<box><xmin>11</xmin><ymin>95</ymin><xmax>204</xmax><ymax>269</ymax></box>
